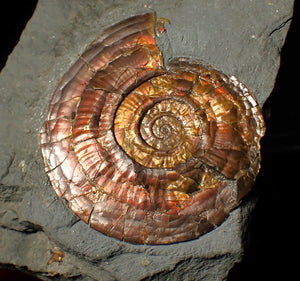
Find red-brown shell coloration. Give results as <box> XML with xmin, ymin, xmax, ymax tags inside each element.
<box><xmin>40</xmin><ymin>13</ymin><xmax>265</xmax><ymax>244</ymax></box>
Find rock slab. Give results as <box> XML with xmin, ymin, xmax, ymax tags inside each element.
<box><xmin>0</xmin><ymin>0</ymin><xmax>293</xmax><ymax>280</ymax></box>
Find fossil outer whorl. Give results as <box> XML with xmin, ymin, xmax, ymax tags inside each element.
<box><xmin>40</xmin><ymin>12</ymin><xmax>265</xmax><ymax>244</ymax></box>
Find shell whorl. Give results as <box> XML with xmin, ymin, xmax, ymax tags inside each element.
<box><xmin>40</xmin><ymin>12</ymin><xmax>265</xmax><ymax>244</ymax></box>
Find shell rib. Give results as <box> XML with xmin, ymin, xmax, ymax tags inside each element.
<box><xmin>40</xmin><ymin>12</ymin><xmax>265</xmax><ymax>244</ymax></box>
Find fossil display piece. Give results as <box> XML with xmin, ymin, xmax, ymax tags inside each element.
<box><xmin>40</xmin><ymin>12</ymin><xmax>265</xmax><ymax>244</ymax></box>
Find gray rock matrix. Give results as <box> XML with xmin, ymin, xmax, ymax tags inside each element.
<box><xmin>0</xmin><ymin>1</ymin><xmax>293</xmax><ymax>280</ymax></box>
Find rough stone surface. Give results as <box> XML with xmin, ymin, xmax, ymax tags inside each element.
<box><xmin>0</xmin><ymin>0</ymin><xmax>293</xmax><ymax>280</ymax></box>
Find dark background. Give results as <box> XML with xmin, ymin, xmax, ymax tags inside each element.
<box><xmin>0</xmin><ymin>1</ymin><xmax>298</xmax><ymax>280</ymax></box>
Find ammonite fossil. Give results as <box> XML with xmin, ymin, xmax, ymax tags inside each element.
<box><xmin>40</xmin><ymin>12</ymin><xmax>265</xmax><ymax>244</ymax></box>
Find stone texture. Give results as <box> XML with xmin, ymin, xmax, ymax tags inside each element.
<box><xmin>0</xmin><ymin>0</ymin><xmax>293</xmax><ymax>280</ymax></box>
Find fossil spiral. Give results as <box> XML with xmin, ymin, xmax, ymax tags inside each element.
<box><xmin>40</xmin><ymin>12</ymin><xmax>265</xmax><ymax>244</ymax></box>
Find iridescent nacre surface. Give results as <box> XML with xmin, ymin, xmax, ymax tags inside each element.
<box><xmin>40</xmin><ymin>12</ymin><xmax>265</xmax><ymax>244</ymax></box>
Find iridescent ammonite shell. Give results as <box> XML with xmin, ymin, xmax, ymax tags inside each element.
<box><xmin>40</xmin><ymin>12</ymin><xmax>265</xmax><ymax>244</ymax></box>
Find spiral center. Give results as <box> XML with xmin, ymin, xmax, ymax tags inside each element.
<box><xmin>114</xmin><ymin>78</ymin><xmax>202</xmax><ymax>168</ymax></box>
<box><xmin>155</xmin><ymin>123</ymin><xmax>173</xmax><ymax>139</ymax></box>
<box><xmin>141</xmin><ymin>108</ymin><xmax>184</xmax><ymax>151</ymax></box>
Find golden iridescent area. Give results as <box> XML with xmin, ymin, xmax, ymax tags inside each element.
<box><xmin>40</xmin><ymin>13</ymin><xmax>265</xmax><ymax>244</ymax></box>
<box><xmin>114</xmin><ymin>77</ymin><xmax>202</xmax><ymax>169</ymax></box>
